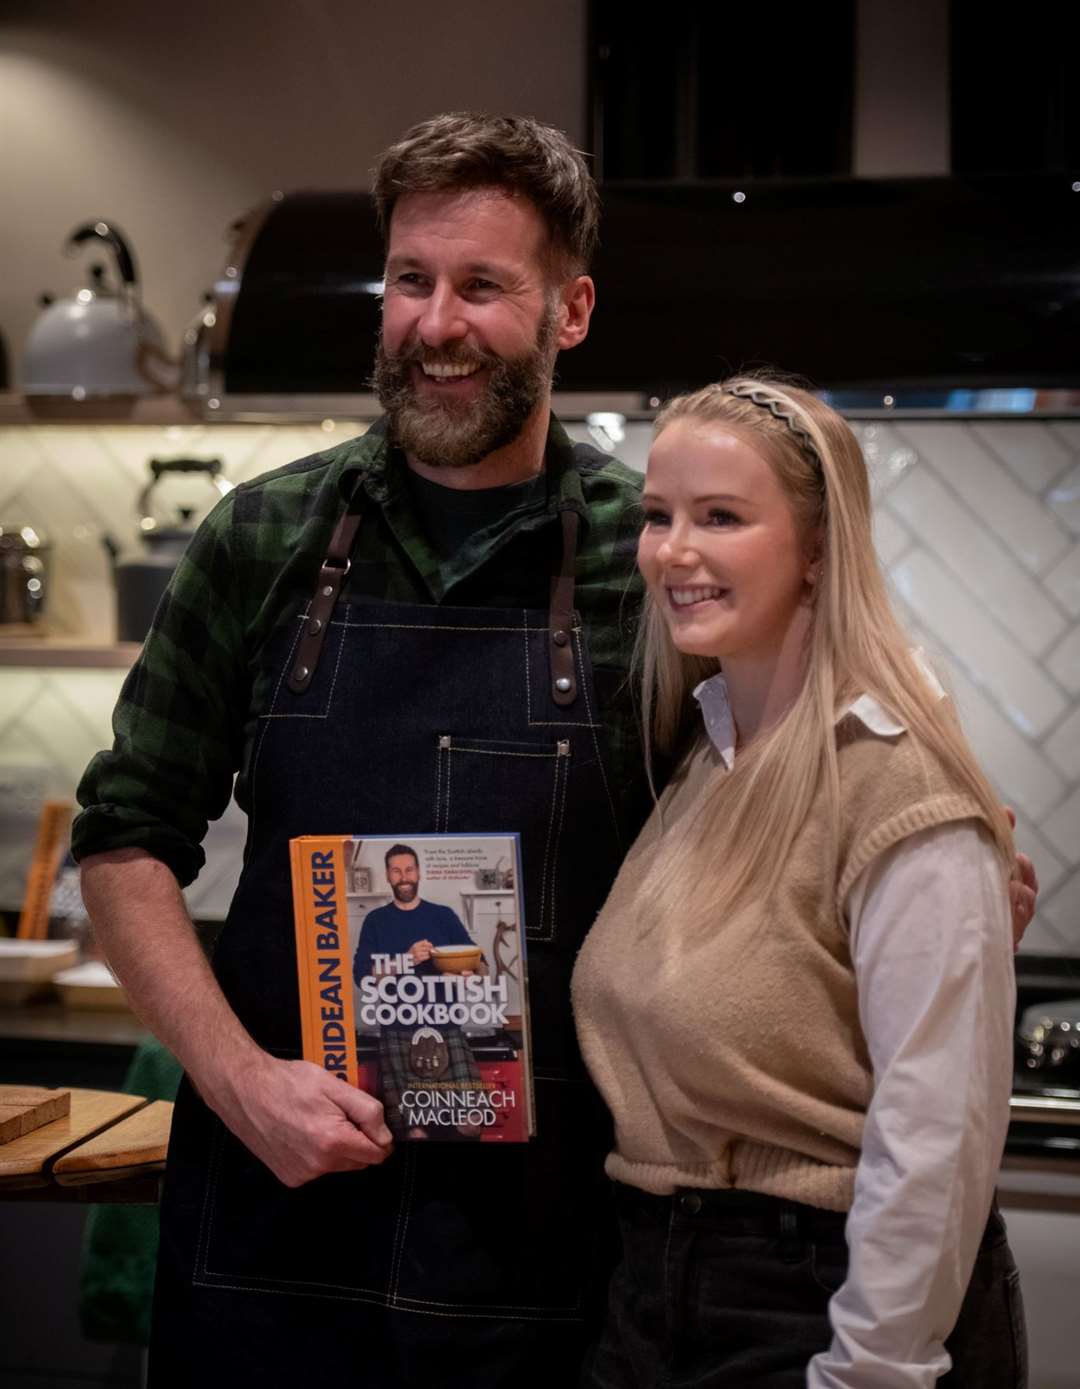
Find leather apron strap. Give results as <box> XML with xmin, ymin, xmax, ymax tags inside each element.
<box><xmin>548</xmin><ymin>508</ymin><xmax>580</xmax><ymax>707</ymax></box>
<box><xmin>286</xmin><ymin>489</ymin><xmax>363</xmax><ymax>695</ymax></box>
<box><xmin>287</xmin><ymin>487</ymin><xmax>582</xmax><ymax>703</ymax></box>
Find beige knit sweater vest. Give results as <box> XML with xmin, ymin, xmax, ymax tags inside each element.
<box><xmin>571</xmin><ymin>718</ymin><xmax>988</xmax><ymax>1211</ymax></box>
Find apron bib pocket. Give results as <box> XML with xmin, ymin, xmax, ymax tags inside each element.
<box><xmin>194</xmin><ymin>1113</ymin><xmax>404</xmax><ymax>1304</ymax></box>
<box><xmin>434</xmin><ymin>734</ymin><xmax>571</xmax><ymax>944</ymax></box>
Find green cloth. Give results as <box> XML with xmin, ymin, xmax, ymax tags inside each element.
<box><xmin>79</xmin><ymin>1037</ymin><xmax>182</xmax><ymax>1345</ymax></box>
<box><xmin>71</xmin><ymin>416</ymin><xmax>646</xmax><ymax>884</ymax></box>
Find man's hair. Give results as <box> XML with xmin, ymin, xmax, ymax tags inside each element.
<box><xmin>384</xmin><ymin>843</ymin><xmax>419</xmax><ymax>871</ymax></box>
<box><xmin>372</xmin><ymin>112</ymin><xmax>600</xmax><ymax>279</ymax></box>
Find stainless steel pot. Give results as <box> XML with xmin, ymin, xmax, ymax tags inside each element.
<box><xmin>0</xmin><ymin>525</ymin><xmax>50</xmax><ymax>627</ymax></box>
<box><xmin>180</xmin><ymin>292</ymin><xmax>216</xmax><ymax>402</ymax></box>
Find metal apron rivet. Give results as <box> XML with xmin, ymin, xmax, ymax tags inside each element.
<box><xmin>322</xmin><ymin>584</ymin><xmax>334</xmax><ymax>598</ymax></box>
<box><xmin>557</xmin><ymin>739</ymin><xmax>570</xmax><ymax>755</ymax></box>
<box><xmin>553</xmin><ymin>630</ymin><xmax>569</xmax><ymax>647</ymax></box>
<box><xmin>438</xmin><ymin>735</ymin><xmax>452</xmax><ymax>749</ymax></box>
<box><xmin>308</xmin><ymin>617</ymin><xmax>322</xmax><ymax>634</ymax></box>
<box><xmin>294</xmin><ymin>665</ymin><xmax>310</xmax><ymax>682</ymax></box>
<box><xmin>555</xmin><ymin>676</ymin><xmax>572</xmax><ymax>692</ymax></box>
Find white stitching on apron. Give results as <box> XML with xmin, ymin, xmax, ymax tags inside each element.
<box><xmin>197</xmin><ymin>1114</ymin><xmax>391</xmax><ymax>1299</ymax></box>
<box><xmin>188</xmin><ymin>1277</ymin><xmax>585</xmax><ymax>1319</ymax></box>
<box><xmin>528</xmin><ymin>720</ymin><xmax>601</xmax><ymax>727</ymax></box>
<box><xmin>258</xmin><ymin>607</ymin><xmax>349</xmax><ymax>722</ymax></box>
<box><xmin>193</xmin><ymin>1111</ymin><xmax>222</xmax><ymax>1280</ymax></box>
<box><xmin>522</xmin><ymin>608</ymin><xmax>532</xmax><ymax>725</ymax></box>
<box><xmin>267</xmin><ymin>609</ymin><xmax>308</xmax><ymax>713</ymax></box>
<box><xmin>452</xmin><ymin>748</ymin><xmax>556</xmax><ymax>758</ymax></box>
<box><xmin>575</xmin><ymin>628</ymin><xmax>622</xmax><ymax>850</ymax></box>
<box><xmin>439</xmin><ymin>739</ymin><xmax>451</xmax><ymax>833</ymax></box>
<box><xmin>250</xmin><ymin>610</ymin><xmax>308</xmax><ymax>794</ymax></box>
<box><xmin>536</xmin><ymin>752</ymin><xmax>565</xmax><ymax>942</ymax></box>
<box><xmin>339</xmin><ymin>621</ymin><xmax>526</xmax><ymax>633</ymax></box>
<box><xmin>388</xmin><ymin>1144</ymin><xmax>416</xmax><ymax>1307</ymax></box>
<box><xmin>549</xmin><ymin>746</ymin><xmax>571</xmax><ymax>941</ymax></box>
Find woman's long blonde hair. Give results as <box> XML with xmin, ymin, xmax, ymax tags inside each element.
<box><xmin>637</xmin><ymin>375</ymin><xmax>1015</xmax><ymax>919</ymax></box>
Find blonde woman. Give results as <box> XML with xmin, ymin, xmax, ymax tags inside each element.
<box><xmin>572</xmin><ymin>379</ymin><xmax>1026</xmax><ymax>1388</ymax></box>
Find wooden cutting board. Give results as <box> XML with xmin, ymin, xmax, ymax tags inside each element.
<box><xmin>0</xmin><ymin>1089</ymin><xmax>146</xmax><ymax>1188</ymax></box>
<box><xmin>0</xmin><ymin>1086</ymin><xmax>71</xmax><ymax>1144</ymax></box>
<box><xmin>53</xmin><ymin>1099</ymin><xmax>172</xmax><ymax>1186</ymax></box>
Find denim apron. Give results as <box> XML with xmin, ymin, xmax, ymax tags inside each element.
<box><xmin>151</xmin><ymin>481</ymin><xmax>630</xmax><ymax>1385</ymax></box>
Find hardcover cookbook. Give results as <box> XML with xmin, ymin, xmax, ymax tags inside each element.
<box><xmin>290</xmin><ymin>832</ymin><xmax>534</xmax><ymax>1142</ymax></box>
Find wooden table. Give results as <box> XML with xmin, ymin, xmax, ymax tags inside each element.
<box><xmin>0</xmin><ymin>1089</ymin><xmax>172</xmax><ymax>1204</ymax></box>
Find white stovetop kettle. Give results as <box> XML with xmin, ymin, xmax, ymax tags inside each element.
<box><xmin>22</xmin><ymin>219</ymin><xmax>177</xmax><ymax>398</ymax></box>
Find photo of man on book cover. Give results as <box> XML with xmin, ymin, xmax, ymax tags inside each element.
<box><xmin>352</xmin><ymin>843</ymin><xmax>486</xmax><ymax>1140</ymax></box>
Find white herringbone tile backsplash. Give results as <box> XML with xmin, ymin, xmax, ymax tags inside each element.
<box><xmin>857</xmin><ymin>420</ymin><xmax>1080</xmax><ymax>956</ymax></box>
<box><xmin>1</xmin><ymin>416</ymin><xmax>1078</xmax><ymax>947</ymax></box>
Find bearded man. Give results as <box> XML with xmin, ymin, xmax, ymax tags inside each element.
<box><xmin>71</xmin><ymin>111</ymin><xmax>1038</xmax><ymax>1387</ymax></box>
<box><xmin>73</xmin><ymin>113</ymin><xmax>651</xmax><ymax>1386</ymax></box>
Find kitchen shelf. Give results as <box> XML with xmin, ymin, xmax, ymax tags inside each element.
<box><xmin>0</xmin><ymin>1001</ymin><xmax>147</xmax><ymax>1048</ymax></box>
<box><xmin>0</xmin><ymin>391</ymin><xmax>378</xmax><ymax>427</ymax></box>
<box><xmin>0</xmin><ymin>394</ymin><xmax>207</xmax><ymax>426</ymax></box>
<box><xmin>0</xmin><ymin>640</ymin><xmax>140</xmax><ymax>669</ymax></box>
<box><xmin>3</xmin><ymin>391</ymin><xmax>1078</xmax><ymax>427</ymax></box>
<box><xmin>0</xmin><ymin>391</ymin><xmax>651</xmax><ymax>426</ymax></box>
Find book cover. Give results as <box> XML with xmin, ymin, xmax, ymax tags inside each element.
<box><xmin>290</xmin><ymin>832</ymin><xmax>534</xmax><ymax>1142</ymax></box>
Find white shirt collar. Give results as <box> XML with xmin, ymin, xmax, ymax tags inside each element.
<box><xmin>691</xmin><ymin>651</ymin><xmax>945</xmax><ymax>769</ymax></box>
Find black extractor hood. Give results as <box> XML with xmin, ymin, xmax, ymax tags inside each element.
<box><xmin>209</xmin><ymin>174</ymin><xmax>1079</xmax><ymax>400</ymax></box>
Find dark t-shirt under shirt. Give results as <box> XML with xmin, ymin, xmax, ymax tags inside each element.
<box><xmin>404</xmin><ymin>467</ymin><xmax>547</xmax><ymax>563</ymax></box>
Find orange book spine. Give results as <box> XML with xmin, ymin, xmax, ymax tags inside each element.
<box><xmin>290</xmin><ymin>836</ymin><xmax>358</xmax><ymax>1087</ymax></box>
<box><xmin>17</xmin><ymin>801</ymin><xmax>73</xmax><ymax>940</ymax></box>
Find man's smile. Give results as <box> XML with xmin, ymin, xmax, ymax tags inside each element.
<box><xmin>419</xmin><ymin>361</ymin><xmax>482</xmax><ymax>381</ymax></box>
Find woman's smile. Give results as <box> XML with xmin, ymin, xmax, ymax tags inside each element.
<box><xmin>666</xmin><ymin>584</ymin><xmax>730</xmax><ymax>609</ymax></box>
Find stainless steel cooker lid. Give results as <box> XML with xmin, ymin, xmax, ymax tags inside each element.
<box><xmin>212</xmin><ymin>175</ymin><xmax>1080</xmax><ymax>398</ymax></box>
<box><xmin>1019</xmin><ymin>998</ymin><xmax>1080</xmax><ymax>1042</ymax></box>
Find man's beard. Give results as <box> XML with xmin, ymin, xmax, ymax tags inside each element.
<box><xmin>373</xmin><ymin>305</ymin><xmax>559</xmax><ymax>470</ymax></box>
<box><xmin>391</xmin><ymin>881</ymin><xmax>418</xmax><ymax>903</ymax></box>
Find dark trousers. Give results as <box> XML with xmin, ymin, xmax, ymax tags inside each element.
<box><xmin>584</xmin><ymin>1185</ymin><xmax>1027</xmax><ymax>1388</ymax></box>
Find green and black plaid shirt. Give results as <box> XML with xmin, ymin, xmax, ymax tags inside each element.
<box><xmin>72</xmin><ymin>416</ymin><xmax>648</xmax><ymax>886</ymax></box>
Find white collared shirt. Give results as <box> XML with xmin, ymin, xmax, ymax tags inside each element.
<box><xmin>691</xmin><ymin>670</ymin><xmax>1014</xmax><ymax>1388</ymax></box>
<box><xmin>691</xmin><ymin>651</ymin><xmax>946</xmax><ymax>772</ymax></box>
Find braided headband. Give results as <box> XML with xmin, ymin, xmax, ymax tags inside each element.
<box><xmin>719</xmin><ymin>383</ymin><xmax>823</xmax><ymax>475</ymax></box>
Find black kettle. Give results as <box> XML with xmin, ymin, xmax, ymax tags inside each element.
<box><xmin>104</xmin><ymin>457</ymin><xmax>231</xmax><ymax>641</ymax></box>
